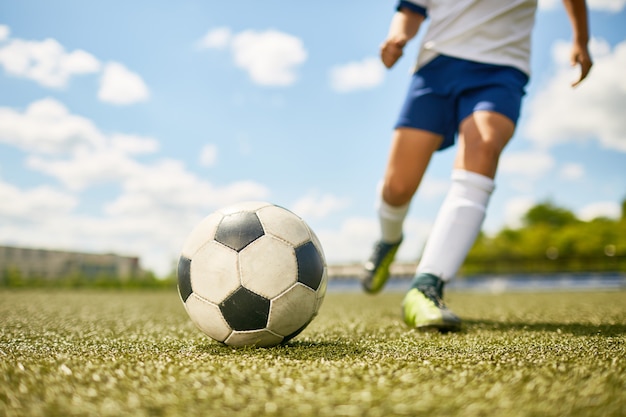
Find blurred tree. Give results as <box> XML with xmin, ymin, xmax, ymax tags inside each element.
<box><xmin>522</xmin><ymin>201</ymin><xmax>578</xmax><ymax>228</ymax></box>
<box><xmin>3</xmin><ymin>267</ymin><xmax>24</xmax><ymax>287</ymax></box>
<box><xmin>464</xmin><ymin>199</ymin><xmax>626</xmax><ymax>274</ymax></box>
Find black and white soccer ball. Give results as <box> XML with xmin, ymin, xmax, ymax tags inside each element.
<box><xmin>177</xmin><ymin>201</ymin><xmax>328</xmax><ymax>347</ymax></box>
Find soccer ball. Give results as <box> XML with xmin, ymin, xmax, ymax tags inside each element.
<box><xmin>177</xmin><ymin>201</ymin><xmax>328</xmax><ymax>347</ymax></box>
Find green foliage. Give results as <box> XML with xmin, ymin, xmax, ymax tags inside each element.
<box><xmin>464</xmin><ymin>199</ymin><xmax>626</xmax><ymax>275</ymax></box>
<box><xmin>0</xmin><ymin>269</ymin><xmax>176</xmax><ymax>289</ymax></box>
<box><xmin>1</xmin><ymin>266</ymin><xmax>24</xmax><ymax>287</ymax></box>
<box><xmin>522</xmin><ymin>201</ymin><xmax>579</xmax><ymax>228</ymax></box>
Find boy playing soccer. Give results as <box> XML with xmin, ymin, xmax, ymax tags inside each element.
<box><xmin>362</xmin><ymin>0</ymin><xmax>592</xmax><ymax>330</ymax></box>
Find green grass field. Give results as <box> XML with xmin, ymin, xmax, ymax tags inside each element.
<box><xmin>1</xmin><ymin>288</ymin><xmax>625</xmax><ymax>417</ymax></box>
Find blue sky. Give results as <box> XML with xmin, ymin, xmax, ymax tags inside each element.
<box><xmin>1</xmin><ymin>0</ymin><xmax>625</xmax><ymax>276</ymax></box>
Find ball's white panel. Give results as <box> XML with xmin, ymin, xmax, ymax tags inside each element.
<box><xmin>314</xmin><ymin>270</ymin><xmax>328</xmax><ymax>313</ymax></box>
<box><xmin>310</xmin><ymin>228</ymin><xmax>328</xmax><ymax>314</ymax></box>
<box><xmin>224</xmin><ymin>329</ymin><xmax>283</xmax><ymax>347</ymax></box>
<box><xmin>186</xmin><ymin>294</ymin><xmax>231</xmax><ymax>342</ymax></box>
<box><xmin>268</xmin><ymin>283</ymin><xmax>317</xmax><ymax>336</ymax></box>
<box><xmin>191</xmin><ymin>241</ymin><xmax>240</xmax><ymax>304</ymax></box>
<box><xmin>239</xmin><ymin>235</ymin><xmax>298</xmax><ymax>299</ymax></box>
<box><xmin>180</xmin><ymin>211</ymin><xmax>223</xmax><ymax>258</ymax></box>
<box><xmin>219</xmin><ymin>201</ymin><xmax>273</xmax><ymax>215</ymax></box>
<box><xmin>257</xmin><ymin>205</ymin><xmax>310</xmax><ymax>246</ymax></box>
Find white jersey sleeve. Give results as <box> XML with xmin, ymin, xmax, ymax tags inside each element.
<box><xmin>399</xmin><ymin>0</ymin><xmax>538</xmax><ymax>75</ymax></box>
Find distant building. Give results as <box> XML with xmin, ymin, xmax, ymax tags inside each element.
<box><xmin>0</xmin><ymin>245</ymin><xmax>142</xmax><ymax>281</ymax></box>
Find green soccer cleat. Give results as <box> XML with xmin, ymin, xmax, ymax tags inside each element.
<box><xmin>402</xmin><ymin>273</ymin><xmax>461</xmax><ymax>331</ymax></box>
<box><xmin>360</xmin><ymin>238</ymin><xmax>402</xmax><ymax>294</ymax></box>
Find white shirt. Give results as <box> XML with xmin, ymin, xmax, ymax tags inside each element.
<box><xmin>404</xmin><ymin>0</ymin><xmax>538</xmax><ymax>75</ymax></box>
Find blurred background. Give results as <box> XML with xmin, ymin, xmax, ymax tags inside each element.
<box><xmin>0</xmin><ymin>0</ymin><xmax>625</xmax><ymax>283</ymax></box>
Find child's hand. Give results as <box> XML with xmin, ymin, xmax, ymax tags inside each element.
<box><xmin>380</xmin><ymin>38</ymin><xmax>407</xmax><ymax>69</ymax></box>
<box><xmin>570</xmin><ymin>43</ymin><xmax>592</xmax><ymax>87</ymax></box>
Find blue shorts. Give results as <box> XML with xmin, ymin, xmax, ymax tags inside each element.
<box><xmin>394</xmin><ymin>55</ymin><xmax>529</xmax><ymax>151</ymax></box>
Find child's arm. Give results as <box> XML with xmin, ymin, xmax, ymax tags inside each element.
<box><xmin>562</xmin><ymin>0</ymin><xmax>593</xmax><ymax>87</ymax></box>
<box><xmin>380</xmin><ymin>7</ymin><xmax>425</xmax><ymax>69</ymax></box>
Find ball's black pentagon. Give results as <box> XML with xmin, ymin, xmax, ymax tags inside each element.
<box><xmin>215</xmin><ymin>211</ymin><xmax>265</xmax><ymax>252</ymax></box>
<box><xmin>295</xmin><ymin>241</ymin><xmax>324</xmax><ymax>290</ymax></box>
<box><xmin>219</xmin><ymin>287</ymin><xmax>270</xmax><ymax>331</ymax></box>
<box><xmin>177</xmin><ymin>255</ymin><xmax>193</xmax><ymax>302</ymax></box>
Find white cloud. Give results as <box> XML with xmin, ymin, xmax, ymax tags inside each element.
<box><xmin>0</xmin><ymin>38</ymin><xmax>100</xmax><ymax>88</ymax></box>
<box><xmin>330</xmin><ymin>57</ymin><xmax>386</xmax><ymax>93</ymax></box>
<box><xmin>558</xmin><ymin>162</ymin><xmax>585</xmax><ymax>180</ymax></box>
<box><xmin>0</xmin><ymin>98</ymin><xmax>162</xmax><ymax>189</ymax></box>
<box><xmin>1</xmin><ymin>98</ymin><xmax>271</xmax><ymax>275</ymax></box>
<box><xmin>105</xmin><ymin>159</ymin><xmax>269</xmax><ymax>216</ymax></box>
<box><xmin>499</xmin><ymin>150</ymin><xmax>555</xmax><ymax>192</ymax></box>
<box><xmin>197</xmin><ymin>27</ymin><xmax>232</xmax><ymax>49</ymax></box>
<box><xmin>6</xmin><ymin>99</ymin><xmax>267</xmax><ymax>207</ymax></box>
<box><xmin>315</xmin><ymin>217</ymin><xmax>378</xmax><ymax>264</ymax></box>
<box><xmin>524</xmin><ymin>38</ymin><xmax>626</xmax><ymax>152</ymax></box>
<box><xmin>198</xmin><ymin>27</ymin><xmax>308</xmax><ymax>86</ymax></box>
<box><xmin>110</xmin><ymin>134</ymin><xmax>160</xmax><ymax>155</ymax></box>
<box><xmin>97</xmin><ymin>162</ymin><xmax>269</xmax><ymax>274</ymax></box>
<box><xmin>199</xmin><ymin>144</ymin><xmax>218</xmax><ymax>167</ymax></box>
<box><xmin>577</xmin><ymin>201</ymin><xmax>621</xmax><ymax>221</ymax></box>
<box><xmin>502</xmin><ymin>196</ymin><xmax>536</xmax><ymax>229</ymax></box>
<box><xmin>499</xmin><ymin>149</ymin><xmax>555</xmax><ymax>178</ymax></box>
<box><xmin>13</xmin><ymin>150</ymin><xmax>271</xmax><ymax>274</ymax></box>
<box><xmin>418</xmin><ymin>177</ymin><xmax>450</xmax><ymax>200</ymax></box>
<box><xmin>0</xmin><ymin>180</ymin><xmax>77</xmax><ymax>221</ymax></box>
<box><xmin>98</xmin><ymin>62</ymin><xmax>150</xmax><ymax>105</ymax></box>
<box><xmin>0</xmin><ymin>98</ymin><xmax>105</xmax><ymax>154</ymax></box>
<box><xmin>291</xmin><ymin>192</ymin><xmax>350</xmax><ymax>220</ymax></box>
<box><xmin>229</xmin><ymin>29</ymin><xmax>307</xmax><ymax>86</ymax></box>
<box><xmin>315</xmin><ymin>214</ymin><xmax>431</xmax><ymax>264</ymax></box>
<box><xmin>0</xmin><ymin>33</ymin><xmax>150</xmax><ymax>105</ymax></box>
<box><xmin>0</xmin><ymin>205</ymin><xmax>180</xmax><ymax>275</ymax></box>
<box><xmin>539</xmin><ymin>0</ymin><xmax>626</xmax><ymax>12</ymax></box>
<box><xmin>396</xmin><ymin>216</ymin><xmax>433</xmax><ymax>262</ymax></box>
<box><xmin>0</xmin><ymin>25</ymin><xmax>9</xmax><ymax>42</ymax></box>
<box><xmin>27</xmin><ymin>146</ymin><xmax>144</xmax><ymax>190</ymax></box>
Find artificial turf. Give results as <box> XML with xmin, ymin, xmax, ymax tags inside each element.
<box><xmin>1</xmin><ymin>288</ymin><xmax>624</xmax><ymax>417</ymax></box>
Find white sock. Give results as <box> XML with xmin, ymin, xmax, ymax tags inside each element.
<box><xmin>417</xmin><ymin>169</ymin><xmax>495</xmax><ymax>282</ymax></box>
<box><xmin>376</xmin><ymin>188</ymin><xmax>410</xmax><ymax>243</ymax></box>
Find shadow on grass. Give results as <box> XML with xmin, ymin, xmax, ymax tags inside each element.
<box><xmin>192</xmin><ymin>339</ymin><xmax>364</xmax><ymax>359</ymax></box>
<box><xmin>464</xmin><ymin>319</ymin><xmax>626</xmax><ymax>337</ymax></box>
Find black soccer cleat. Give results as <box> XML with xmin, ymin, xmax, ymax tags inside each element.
<box><xmin>360</xmin><ymin>238</ymin><xmax>402</xmax><ymax>294</ymax></box>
